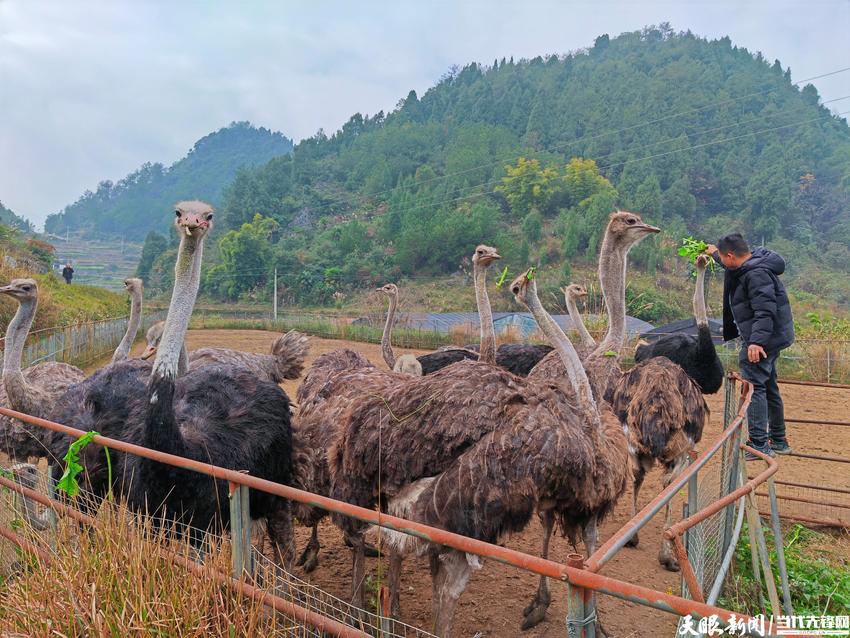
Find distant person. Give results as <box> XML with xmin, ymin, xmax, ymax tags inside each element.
<box><xmin>61</xmin><ymin>263</ymin><xmax>74</xmax><ymax>285</ymax></box>
<box><xmin>706</xmin><ymin>234</ymin><xmax>794</xmax><ymax>460</ymax></box>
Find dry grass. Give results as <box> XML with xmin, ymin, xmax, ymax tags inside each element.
<box><xmin>0</xmin><ymin>495</ymin><xmax>296</xmax><ymax>637</ymax></box>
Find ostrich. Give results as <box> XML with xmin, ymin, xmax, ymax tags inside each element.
<box><xmin>1</xmin><ymin>279</ymin><xmax>85</xmax><ymax>462</ymax></box>
<box><xmin>111</xmin><ymin>278</ymin><xmax>144</xmax><ymax>364</ymax></box>
<box><xmin>291</xmin><ymin>245</ymin><xmax>502</xmax><ymax>574</ymax></box>
<box><xmin>142</xmin><ymin>320</ymin><xmax>309</xmax><ymax>383</ymax></box>
<box><xmin>377</xmin><ymin>264</ymin><xmax>553</xmax><ymax>376</ymax></box>
<box><xmin>634</xmin><ymin>254</ymin><xmax>724</xmax><ymax>394</ymax></box>
<box><xmin>562</xmin><ymin>283</ymin><xmax>596</xmax><ymax>355</ymax></box>
<box><xmin>528</xmin><ymin>211</ymin><xmax>661</xmax><ymax>403</ymax></box>
<box><xmin>377</xmin><ymin>283</ymin><xmax>423</xmax><ymax>376</ymax></box>
<box><xmin>329</xmin><ymin>267</ymin><xmax>631</xmax><ymax>637</ymax></box>
<box><xmin>47</xmin><ymin>201</ymin><xmax>295</xmax><ymax>566</ymax></box>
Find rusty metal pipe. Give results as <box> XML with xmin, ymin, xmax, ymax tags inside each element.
<box><xmin>0</xmin><ymin>524</ymin><xmax>52</xmax><ymax>563</ymax></box>
<box><xmin>757</xmin><ymin>510</ymin><xmax>850</xmax><ymax>529</ymax></box>
<box><xmin>0</xmin><ymin>406</ymin><xmax>773</xmax><ymax>634</ymax></box>
<box><xmin>0</xmin><ymin>475</ymin><xmax>369</xmax><ymax>638</ymax></box>
<box><xmin>587</xmin><ymin>376</ymin><xmax>754</xmax><ymax>572</ymax></box>
<box><xmin>771</xmin><ymin>479</ymin><xmax>850</xmax><ymax>495</ymax></box>
<box><xmin>671</xmin><ymin>535</ymin><xmax>704</xmax><ymax>603</ymax></box>
<box><xmin>786</xmin><ymin>450</ymin><xmax>850</xmax><ymax>464</ymax></box>
<box><xmin>778</xmin><ymin>378</ymin><xmax>850</xmax><ymax>390</ymax></box>
<box><xmin>665</xmin><ymin>445</ymin><xmax>778</xmax><ymax>539</ymax></box>
<box><xmin>785</xmin><ymin>417</ymin><xmax>850</xmax><ymax>427</ymax></box>
<box><xmin>753</xmin><ymin>491</ymin><xmax>850</xmax><ymax>511</ymax></box>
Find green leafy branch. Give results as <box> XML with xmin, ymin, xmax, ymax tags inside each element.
<box><xmin>677</xmin><ymin>236</ymin><xmax>709</xmax><ymax>262</ymax></box>
<box><xmin>57</xmin><ymin>431</ymin><xmax>112</xmax><ymax>499</ymax></box>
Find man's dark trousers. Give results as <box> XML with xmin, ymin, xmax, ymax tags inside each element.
<box><xmin>739</xmin><ymin>348</ymin><xmax>786</xmax><ymax>447</ymax></box>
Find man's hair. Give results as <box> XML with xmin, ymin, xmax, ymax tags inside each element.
<box><xmin>717</xmin><ymin>233</ymin><xmax>750</xmax><ymax>256</ymax></box>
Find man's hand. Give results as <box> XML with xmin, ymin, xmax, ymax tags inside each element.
<box><xmin>747</xmin><ymin>344</ymin><xmax>767</xmax><ymax>363</ymax></box>
<box><xmin>705</xmin><ymin>244</ymin><xmax>718</xmax><ymax>255</ymax></box>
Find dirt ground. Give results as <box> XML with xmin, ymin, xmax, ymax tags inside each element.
<box><xmin>6</xmin><ymin>329</ymin><xmax>850</xmax><ymax>637</ymax></box>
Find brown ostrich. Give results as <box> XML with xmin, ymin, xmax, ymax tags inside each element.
<box><xmin>377</xmin><ymin>283</ymin><xmax>423</xmax><ymax>376</ymax></box>
<box><xmin>142</xmin><ymin>320</ymin><xmax>309</xmax><ymax>383</ymax></box>
<box><xmin>562</xmin><ymin>282</ymin><xmax>596</xmax><ymax>355</ymax></box>
<box><xmin>1</xmin><ymin>279</ymin><xmax>85</xmax><ymax>462</ymax></box>
<box><xmin>329</xmin><ymin>266</ymin><xmax>632</xmax><ymax>637</ymax></box>
<box><xmin>111</xmin><ymin>278</ymin><xmax>145</xmax><ymax>364</ymax></box>
<box><xmin>290</xmin><ymin>245</ymin><xmax>502</xmax><ymax>574</ymax></box>
<box><xmin>529</xmin><ymin>211</ymin><xmax>660</xmax><ymax>402</ymax></box>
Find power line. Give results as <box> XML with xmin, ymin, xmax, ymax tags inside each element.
<box><xmin>267</xmin><ymin>66</ymin><xmax>850</xmax><ymax>215</ymax></box>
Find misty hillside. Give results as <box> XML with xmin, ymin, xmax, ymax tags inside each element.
<box><xmin>0</xmin><ymin>201</ymin><xmax>33</xmax><ymax>233</ymax></box>
<box><xmin>45</xmin><ymin>122</ymin><xmax>293</xmax><ymax>239</ymax></box>
<box><xmin>78</xmin><ymin>26</ymin><xmax>850</xmax><ymax>314</ymax></box>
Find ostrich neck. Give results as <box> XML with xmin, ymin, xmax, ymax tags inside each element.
<box><xmin>474</xmin><ymin>262</ymin><xmax>496</xmax><ymax>365</ymax></box>
<box><xmin>2</xmin><ymin>297</ymin><xmax>37</xmax><ymax>413</ymax></box>
<box><xmin>566</xmin><ymin>292</ymin><xmax>596</xmax><ymax>349</ymax></box>
<box><xmin>112</xmin><ymin>290</ymin><xmax>143</xmax><ymax>363</ymax></box>
<box><xmin>694</xmin><ymin>266</ymin><xmax>708</xmax><ymax>327</ymax></box>
<box><xmin>380</xmin><ymin>293</ymin><xmax>397</xmax><ymax>369</ymax></box>
<box><xmin>525</xmin><ymin>289</ymin><xmax>599</xmax><ymax>419</ymax></box>
<box><xmin>147</xmin><ymin>233</ymin><xmax>204</xmax><ymax>452</ymax></box>
<box><xmin>594</xmin><ymin>240</ymin><xmax>629</xmax><ymax>357</ymax></box>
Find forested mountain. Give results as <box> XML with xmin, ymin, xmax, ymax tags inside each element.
<box><xmin>0</xmin><ymin>201</ymin><xmax>33</xmax><ymax>233</ymax></box>
<box><xmin>137</xmin><ymin>27</ymin><xmax>850</xmax><ymax>312</ymax></box>
<box><xmin>45</xmin><ymin>122</ymin><xmax>293</xmax><ymax>239</ymax></box>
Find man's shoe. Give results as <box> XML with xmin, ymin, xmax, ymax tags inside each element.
<box><xmin>770</xmin><ymin>439</ymin><xmax>793</xmax><ymax>455</ymax></box>
<box><xmin>744</xmin><ymin>442</ymin><xmax>775</xmax><ymax>461</ymax></box>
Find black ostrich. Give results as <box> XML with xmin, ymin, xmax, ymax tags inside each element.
<box><xmin>634</xmin><ymin>254</ymin><xmax>724</xmax><ymax>394</ymax></box>
<box><xmin>48</xmin><ymin>201</ymin><xmax>295</xmax><ymax>566</ymax></box>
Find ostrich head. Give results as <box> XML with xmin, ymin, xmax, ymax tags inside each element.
<box><xmin>377</xmin><ymin>283</ymin><xmax>399</xmax><ymax>298</ymax></box>
<box><xmin>509</xmin><ymin>269</ymin><xmax>536</xmax><ymax>304</ymax></box>
<box><xmin>605</xmin><ymin>210</ymin><xmax>660</xmax><ymax>250</ymax></box>
<box><xmin>472</xmin><ymin>245</ymin><xmax>501</xmax><ymax>267</ymax></box>
<box><xmin>562</xmin><ymin>283</ymin><xmax>587</xmax><ymax>300</ymax></box>
<box><xmin>695</xmin><ymin>254</ymin><xmax>710</xmax><ymax>270</ymax></box>
<box><xmin>123</xmin><ymin>277</ymin><xmax>143</xmax><ymax>295</ymax></box>
<box><xmin>174</xmin><ymin>200</ymin><xmax>214</xmax><ymax>238</ymax></box>
<box><xmin>0</xmin><ymin>279</ymin><xmax>38</xmax><ymax>302</ymax></box>
<box><xmin>142</xmin><ymin>321</ymin><xmax>164</xmax><ymax>360</ymax></box>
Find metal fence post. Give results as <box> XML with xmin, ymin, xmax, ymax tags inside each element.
<box><xmin>565</xmin><ymin>554</ymin><xmax>588</xmax><ymax>638</ymax></box>
<box><xmin>686</xmin><ymin>469</ymin><xmax>700</xmax><ymax>593</ymax></box>
<box><xmin>767</xmin><ymin>477</ymin><xmax>793</xmax><ymax>616</ymax></box>
<box><xmin>229</xmin><ymin>478</ymin><xmax>253</xmax><ymax>579</ymax></box>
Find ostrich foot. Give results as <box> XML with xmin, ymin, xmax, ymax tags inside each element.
<box><xmin>658</xmin><ymin>545</ymin><xmax>680</xmax><ymax>572</ymax></box>
<box><xmin>301</xmin><ymin>552</ymin><xmax>319</xmax><ymax>573</ymax></box>
<box><xmin>520</xmin><ymin>588</ymin><xmax>551</xmax><ymax>630</ymax></box>
<box><xmin>625</xmin><ymin>531</ymin><xmax>639</xmax><ymax>548</ymax></box>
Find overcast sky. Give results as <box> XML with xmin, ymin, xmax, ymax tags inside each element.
<box><xmin>1</xmin><ymin>1</ymin><xmax>848</xmax><ymax>229</ymax></box>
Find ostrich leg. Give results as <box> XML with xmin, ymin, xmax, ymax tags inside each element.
<box><xmin>521</xmin><ymin>509</ymin><xmax>555</xmax><ymax>629</ymax></box>
<box><xmin>296</xmin><ymin>524</ymin><xmax>321</xmax><ymax>572</ymax></box>
<box><xmin>625</xmin><ymin>464</ymin><xmax>646</xmax><ymax>548</ymax></box>
<box><xmin>388</xmin><ymin>548</ymin><xmax>404</xmax><ymax>619</ymax></box>
<box><xmin>430</xmin><ymin>550</ymin><xmax>475</xmax><ymax>638</ymax></box>
<box><xmin>266</xmin><ymin>504</ymin><xmax>295</xmax><ymax>574</ymax></box>
<box><xmin>349</xmin><ymin>534</ymin><xmax>368</xmax><ymax>611</ymax></box>
<box><xmin>658</xmin><ymin>456</ymin><xmax>689</xmax><ymax>572</ymax></box>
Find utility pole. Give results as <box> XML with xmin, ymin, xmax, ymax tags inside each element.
<box><xmin>273</xmin><ymin>267</ymin><xmax>278</xmax><ymax>322</ymax></box>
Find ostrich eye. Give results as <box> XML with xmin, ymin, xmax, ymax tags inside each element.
<box><xmin>175</xmin><ymin>210</ymin><xmax>182</xmax><ymax>217</ymax></box>
<box><xmin>626</xmin><ymin>218</ymin><xmax>636</xmax><ymax>225</ymax></box>
<box><xmin>206</xmin><ymin>213</ymin><xmax>213</xmax><ymax>221</ymax></box>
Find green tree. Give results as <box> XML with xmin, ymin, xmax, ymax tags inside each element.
<box><xmin>522</xmin><ymin>209</ymin><xmax>543</xmax><ymax>243</ymax></box>
<box><xmin>497</xmin><ymin>157</ymin><xmax>562</xmax><ymax>216</ymax></box>
<box><xmin>212</xmin><ymin>214</ymin><xmax>279</xmax><ymax>299</ymax></box>
<box><xmin>135</xmin><ymin>231</ymin><xmax>169</xmax><ymax>282</ymax></box>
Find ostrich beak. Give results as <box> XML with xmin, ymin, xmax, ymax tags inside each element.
<box><xmin>0</xmin><ymin>285</ymin><xmax>13</xmax><ymax>295</ymax></box>
<box><xmin>640</xmin><ymin>223</ymin><xmax>661</xmax><ymax>234</ymax></box>
<box><xmin>141</xmin><ymin>345</ymin><xmax>157</xmax><ymax>360</ymax></box>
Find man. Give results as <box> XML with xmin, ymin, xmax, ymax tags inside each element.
<box><xmin>706</xmin><ymin>234</ymin><xmax>794</xmax><ymax>460</ymax></box>
<box><xmin>61</xmin><ymin>263</ymin><xmax>74</xmax><ymax>285</ymax></box>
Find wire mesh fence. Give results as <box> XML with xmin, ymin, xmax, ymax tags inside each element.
<box><xmin>1</xmin><ymin>310</ymin><xmax>166</xmax><ymax>369</ymax></box>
